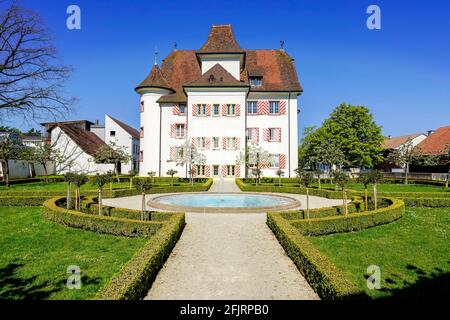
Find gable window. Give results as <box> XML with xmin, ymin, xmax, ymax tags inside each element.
<box><xmin>213</xmin><ymin>104</ymin><xmax>220</xmax><ymax>116</ymax></box>
<box><xmin>197</xmin><ymin>104</ymin><xmax>207</xmax><ymax>116</ymax></box>
<box><xmin>249</xmin><ymin>77</ymin><xmax>263</xmax><ymax>87</ymax></box>
<box><xmin>226</xmin><ymin>104</ymin><xmax>236</xmax><ymax>116</ymax></box>
<box><xmin>247</xmin><ymin>101</ymin><xmax>258</xmax><ymax>114</ymax></box>
<box><xmin>110</xmin><ymin>131</ymin><xmax>116</xmax><ymax>137</ymax></box>
<box><xmin>176</xmin><ymin>124</ymin><xmax>185</xmax><ymax>138</ymax></box>
<box><xmin>269</xmin><ymin>101</ymin><xmax>279</xmax><ymax>114</ymax></box>
<box><xmin>212</xmin><ymin>137</ymin><xmax>219</xmax><ymax>150</ymax></box>
<box><xmin>179</xmin><ymin>104</ymin><xmax>186</xmax><ymax>115</ymax></box>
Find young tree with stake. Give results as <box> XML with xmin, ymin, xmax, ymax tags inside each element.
<box><xmin>92</xmin><ymin>174</ymin><xmax>109</xmax><ymax>216</ymax></box>
<box><xmin>63</xmin><ymin>172</ymin><xmax>75</xmax><ymax>209</ymax></box>
<box><xmin>73</xmin><ymin>173</ymin><xmax>88</xmax><ymax>211</ymax></box>
<box><xmin>298</xmin><ymin>170</ymin><xmax>315</xmax><ymax>219</ymax></box>
<box><xmin>167</xmin><ymin>169</ymin><xmax>177</xmax><ymax>186</ymax></box>
<box><xmin>133</xmin><ymin>177</ymin><xmax>152</xmax><ymax>220</ymax></box>
<box><xmin>331</xmin><ymin>170</ymin><xmax>350</xmax><ymax>215</ymax></box>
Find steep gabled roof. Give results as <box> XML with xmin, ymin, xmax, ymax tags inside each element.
<box><xmin>107</xmin><ymin>115</ymin><xmax>140</xmax><ymax>139</ymax></box>
<box><xmin>185</xmin><ymin>63</ymin><xmax>247</xmax><ymax>87</ymax></box>
<box><xmin>198</xmin><ymin>25</ymin><xmax>243</xmax><ymax>53</ymax></box>
<box><xmin>416</xmin><ymin>126</ymin><xmax>450</xmax><ymax>155</ymax></box>
<box><xmin>383</xmin><ymin>133</ymin><xmax>424</xmax><ymax>149</ymax></box>
<box><xmin>58</xmin><ymin>124</ymin><xmax>106</xmax><ymax>156</ymax></box>
<box><xmin>136</xmin><ymin>64</ymin><xmax>172</xmax><ymax>91</ymax></box>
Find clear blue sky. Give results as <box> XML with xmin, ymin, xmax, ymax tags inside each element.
<box><xmin>12</xmin><ymin>0</ymin><xmax>450</xmax><ymax>141</ymax></box>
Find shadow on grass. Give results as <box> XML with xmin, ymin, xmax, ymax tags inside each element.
<box><xmin>378</xmin><ymin>263</ymin><xmax>450</xmax><ymax>300</ymax></box>
<box><xmin>0</xmin><ymin>263</ymin><xmax>102</xmax><ymax>300</ymax></box>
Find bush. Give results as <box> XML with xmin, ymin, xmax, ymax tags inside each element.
<box><xmin>43</xmin><ymin>197</ymin><xmax>166</xmax><ymax>238</ymax></box>
<box><xmin>267</xmin><ymin>212</ymin><xmax>366</xmax><ymax>300</ymax></box>
<box><xmin>0</xmin><ymin>196</ymin><xmax>50</xmax><ymax>206</ymax></box>
<box><xmin>378</xmin><ymin>191</ymin><xmax>450</xmax><ymax>199</ymax></box>
<box><xmin>287</xmin><ymin>198</ymin><xmax>404</xmax><ymax>236</ymax></box>
<box><xmin>401</xmin><ymin>197</ymin><xmax>450</xmax><ymax>207</ymax></box>
<box><xmin>95</xmin><ymin>212</ymin><xmax>185</xmax><ymax>300</ymax></box>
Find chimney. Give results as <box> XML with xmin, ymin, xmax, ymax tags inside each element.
<box><xmin>388</xmin><ymin>135</ymin><xmax>391</xmax><ymax>139</ymax></box>
<box><xmin>427</xmin><ymin>130</ymin><xmax>435</xmax><ymax>136</ymax></box>
<box><xmin>95</xmin><ymin>119</ymin><xmax>99</xmax><ymax>125</ymax></box>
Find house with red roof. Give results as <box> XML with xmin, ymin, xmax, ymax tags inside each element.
<box><xmin>136</xmin><ymin>25</ymin><xmax>302</xmax><ymax>178</ymax></box>
<box><xmin>415</xmin><ymin>126</ymin><xmax>450</xmax><ymax>155</ymax></box>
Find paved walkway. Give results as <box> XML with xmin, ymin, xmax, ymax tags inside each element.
<box><xmin>103</xmin><ymin>179</ymin><xmax>344</xmax><ymax>300</ymax></box>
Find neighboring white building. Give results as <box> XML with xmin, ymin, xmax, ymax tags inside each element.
<box><xmin>136</xmin><ymin>25</ymin><xmax>302</xmax><ymax>178</ymax></box>
<box><xmin>383</xmin><ymin>133</ymin><xmax>428</xmax><ymax>173</ymax></box>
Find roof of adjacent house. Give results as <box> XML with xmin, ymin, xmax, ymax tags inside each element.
<box><xmin>185</xmin><ymin>63</ymin><xmax>247</xmax><ymax>87</ymax></box>
<box><xmin>416</xmin><ymin>126</ymin><xmax>450</xmax><ymax>154</ymax></box>
<box><xmin>383</xmin><ymin>133</ymin><xmax>424</xmax><ymax>149</ymax></box>
<box><xmin>58</xmin><ymin>124</ymin><xmax>106</xmax><ymax>156</ymax></box>
<box><xmin>107</xmin><ymin>115</ymin><xmax>140</xmax><ymax>139</ymax></box>
<box><xmin>138</xmin><ymin>25</ymin><xmax>302</xmax><ymax>103</ymax></box>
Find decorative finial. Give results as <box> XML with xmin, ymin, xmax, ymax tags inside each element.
<box><xmin>174</xmin><ymin>42</ymin><xmax>177</xmax><ymax>51</ymax></box>
<box><xmin>280</xmin><ymin>40</ymin><xmax>285</xmax><ymax>51</ymax></box>
<box><xmin>154</xmin><ymin>46</ymin><xmax>158</xmax><ymax>65</ymax></box>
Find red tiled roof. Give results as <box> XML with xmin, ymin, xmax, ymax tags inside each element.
<box><xmin>383</xmin><ymin>133</ymin><xmax>424</xmax><ymax>149</ymax></box>
<box><xmin>136</xmin><ymin>64</ymin><xmax>172</xmax><ymax>91</ymax></box>
<box><xmin>416</xmin><ymin>126</ymin><xmax>450</xmax><ymax>155</ymax></box>
<box><xmin>198</xmin><ymin>25</ymin><xmax>243</xmax><ymax>53</ymax></box>
<box><xmin>107</xmin><ymin>115</ymin><xmax>140</xmax><ymax>139</ymax></box>
<box><xmin>58</xmin><ymin>124</ymin><xmax>106</xmax><ymax>156</ymax></box>
<box><xmin>185</xmin><ymin>63</ymin><xmax>247</xmax><ymax>87</ymax></box>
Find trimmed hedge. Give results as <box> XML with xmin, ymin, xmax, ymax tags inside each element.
<box><xmin>287</xmin><ymin>198</ymin><xmax>404</xmax><ymax>236</ymax></box>
<box><xmin>0</xmin><ymin>196</ymin><xmax>50</xmax><ymax>206</ymax></box>
<box><xmin>267</xmin><ymin>212</ymin><xmax>365</xmax><ymax>300</ymax></box>
<box><xmin>378</xmin><ymin>191</ymin><xmax>450</xmax><ymax>199</ymax></box>
<box><xmin>400</xmin><ymin>197</ymin><xmax>450</xmax><ymax>208</ymax></box>
<box><xmin>43</xmin><ymin>197</ymin><xmax>166</xmax><ymax>238</ymax></box>
<box><xmin>95</xmin><ymin>210</ymin><xmax>185</xmax><ymax>300</ymax></box>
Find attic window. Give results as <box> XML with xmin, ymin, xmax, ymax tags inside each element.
<box><xmin>249</xmin><ymin>77</ymin><xmax>263</xmax><ymax>87</ymax></box>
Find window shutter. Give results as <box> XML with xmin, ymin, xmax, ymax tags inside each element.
<box><xmin>276</xmin><ymin>128</ymin><xmax>282</xmax><ymax>142</ymax></box>
<box><xmin>191</xmin><ymin>137</ymin><xmax>197</xmax><ymax>147</ymax></box>
<box><xmin>205</xmin><ymin>137</ymin><xmax>211</xmax><ymax>149</ymax></box>
<box><xmin>191</xmin><ymin>165</ymin><xmax>197</xmax><ymax>177</ymax></box>
<box><xmin>279</xmin><ymin>154</ymin><xmax>286</xmax><ymax>169</ymax></box>
<box><xmin>235</xmin><ymin>164</ymin><xmax>240</xmax><ymax>177</ymax></box>
<box><xmin>257</xmin><ymin>100</ymin><xmax>269</xmax><ymax>115</ymax></box>
<box><xmin>279</xmin><ymin>100</ymin><xmax>286</xmax><ymax>115</ymax></box>
<box><xmin>222</xmin><ymin>137</ymin><xmax>227</xmax><ymax>149</ymax></box>
<box><xmin>222</xmin><ymin>104</ymin><xmax>227</xmax><ymax>116</ymax></box>
<box><xmin>235</xmin><ymin>104</ymin><xmax>241</xmax><ymax>116</ymax></box>
<box><xmin>235</xmin><ymin>137</ymin><xmax>240</xmax><ymax>150</ymax></box>
<box><xmin>254</xmin><ymin>128</ymin><xmax>259</xmax><ymax>142</ymax></box>
<box><xmin>222</xmin><ymin>165</ymin><xmax>228</xmax><ymax>177</ymax></box>
<box><xmin>170</xmin><ymin>146</ymin><xmax>175</xmax><ymax>160</ymax></box>
<box><xmin>172</xmin><ymin>104</ymin><xmax>179</xmax><ymax>115</ymax></box>
<box><xmin>192</xmin><ymin>104</ymin><xmax>197</xmax><ymax>116</ymax></box>
<box><xmin>170</xmin><ymin>124</ymin><xmax>176</xmax><ymax>138</ymax></box>
<box><xmin>206</xmin><ymin>104</ymin><xmax>211</xmax><ymax>116</ymax></box>
<box><xmin>263</xmin><ymin>128</ymin><xmax>269</xmax><ymax>142</ymax></box>
<box><xmin>204</xmin><ymin>165</ymin><xmax>211</xmax><ymax>177</ymax></box>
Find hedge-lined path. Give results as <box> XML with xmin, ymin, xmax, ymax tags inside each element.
<box><xmin>208</xmin><ymin>178</ymin><xmax>241</xmax><ymax>192</ymax></box>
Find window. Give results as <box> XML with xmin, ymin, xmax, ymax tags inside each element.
<box><xmin>140</xmin><ymin>101</ymin><xmax>144</xmax><ymax>113</ymax></box>
<box><xmin>175</xmin><ymin>146</ymin><xmax>184</xmax><ymax>159</ymax></box>
<box><xmin>227</xmin><ymin>165</ymin><xmax>235</xmax><ymax>176</ymax></box>
<box><xmin>197</xmin><ymin>137</ymin><xmax>206</xmax><ymax>149</ymax></box>
<box><xmin>246</xmin><ymin>129</ymin><xmax>251</xmax><ymax>142</ymax></box>
<box><xmin>213</xmin><ymin>165</ymin><xmax>219</xmax><ymax>176</ymax></box>
<box><xmin>140</xmin><ymin>127</ymin><xmax>144</xmax><ymax>138</ymax></box>
<box><xmin>110</xmin><ymin>131</ymin><xmax>116</xmax><ymax>137</ymax></box>
<box><xmin>271</xmin><ymin>154</ymin><xmax>280</xmax><ymax>168</ymax></box>
<box><xmin>247</xmin><ymin>101</ymin><xmax>258</xmax><ymax>114</ymax></box>
<box><xmin>226</xmin><ymin>104</ymin><xmax>236</xmax><ymax>116</ymax></box>
<box><xmin>197</xmin><ymin>165</ymin><xmax>206</xmax><ymax>176</ymax></box>
<box><xmin>140</xmin><ymin>150</ymin><xmax>144</xmax><ymax>162</ymax></box>
<box><xmin>249</xmin><ymin>77</ymin><xmax>263</xmax><ymax>87</ymax></box>
<box><xmin>212</xmin><ymin>137</ymin><xmax>219</xmax><ymax>150</ymax></box>
<box><xmin>227</xmin><ymin>137</ymin><xmax>236</xmax><ymax>150</ymax></box>
<box><xmin>269</xmin><ymin>101</ymin><xmax>279</xmax><ymax>114</ymax></box>
<box><xmin>268</xmin><ymin>128</ymin><xmax>276</xmax><ymax>142</ymax></box>
<box><xmin>179</xmin><ymin>104</ymin><xmax>186</xmax><ymax>115</ymax></box>
<box><xmin>176</xmin><ymin>124</ymin><xmax>185</xmax><ymax>138</ymax></box>
<box><xmin>197</xmin><ymin>104</ymin><xmax>206</xmax><ymax>116</ymax></box>
<box><xmin>213</xmin><ymin>104</ymin><xmax>220</xmax><ymax>116</ymax></box>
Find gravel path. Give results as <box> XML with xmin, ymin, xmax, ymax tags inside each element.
<box><xmin>103</xmin><ymin>180</ymin><xmax>344</xmax><ymax>300</ymax></box>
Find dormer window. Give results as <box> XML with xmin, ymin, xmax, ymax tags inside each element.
<box><xmin>249</xmin><ymin>77</ymin><xmax>263</xmax><ymax>87</ymax></box>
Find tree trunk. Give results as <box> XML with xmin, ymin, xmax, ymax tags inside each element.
<box><xmin>74</xmin><ymin>188</ymin><xmax>78</xmax><ymax>211</ymax></box>
<box><xmin>364</xmin><ymin>187</ymin><xmax>369</xmax><ymax>212</ymax></box>
<box><xmin>374</xmin><ymin>183</ymin><xmax>378</xmax><ymax>210</ymax></box>
<box><xmin>129</xmin><ymin>177</ymin><xmax>133</xmax><ymax>190</ymax></box>
<box><xmin>43</xmin><ymin>163</ymin><xmax>49</xmax><ymax>182</ymax></box>
<box><xmin>278</xmin><ymin>175</ymin><xmax>281</xmax><ymax>186</ymax></box>
<box><xmin>77</xmin><ymin>187</ymin><xmax>81</xmax><ymax>210</ymax></box>
<box><xmin>4</xmin><ymin>160</ymin><xmax>10</xmax><ymax>188</ymax></box>
<box><xmin>306</xmin><ymin>188</ymin><xmax>310</xmax><ymax>219</ymax></box>
<box><xmin>171</xmin><ymin>175</ymin><xmax>174</xmax><ymax>186</ymax></box>
<box><xmin>115</xmin><ymin>162</ymin><xmax>120</xmax><ymax>183</ymax></box>
<box><xmin>67</xmin><ymin>182</ymin><xmax>72</xmax><ymax>209</ymax></box>
<box><xmin>446</xmin><ymin>167</ymin><xmax>449</xmax><ymax>189</ymax></box>
<box><xmin>405</xmin><ymin>162</ymin><xmax>409</xmax><ymax>185</ymax></box>
<box><xmin>344</xmin><ymin>189</ymin><xmax>348</xmax><ymax>216</ymax></box>
<box><xmin>318</xmin><ymin>177</ymin><xmax>321</xmax><ymax>189</ymax></box>
<box><xmin>141</xmin><ymin>193</ymin><xmax>146</xmax><ymax>220</ymax></box>
<box><xmin>98</xmin><ymin>189</ymin><xmax>102</xmax><ymax>216</ymax></box>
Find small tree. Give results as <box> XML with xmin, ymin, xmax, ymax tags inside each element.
<box><xmin>251</xmin><ymin>168</ymin><xmax>262</xmax><ymax>185</ymax></box>
<box><xmin>30</xmin><ymin>143</ymin><xmax>58</xmax><ymax>182</ymax></box>
<box><xmin>358</xmin><ymin>173</ymin><xmax>371</xmax><ymax>211</ymax></box>
<box><xmin>169</xmin><ymin>141</ymin><xmax>206</xmax><ymax>186</ymax></box>
<box><xmin>0</xmin><ymin>136</ymin><xmax>23</xmax><ymax>188</ymax></box>
<box><xmin>167</xmin><ymin>169</ymin><xmax>177</xmax><ymax>186</ymax></box>
<box><xmin>275</xmin><ymin>169</ymin><xmax>284</xmax><ymax>186</ymax></box>
<box><xmin>365</xmin><ymin>170</ymin><xmax>384</xmax><ymax>210</ymax></box>
<box><xmin>314</xmin><ymin>169</ymin><xmax>322</xmax><ymax>189</ymax></box>
<box><xmin>94</xmin><ymin>142</ymin><xmax>131</xmax><ymax>182</ymax></box>
<box><xmin>105</xmin><ymin>170</ymin><xmax>115</xmax><ymax>192</ymax></box>
<box><xmin>147</xmin><ymin>171</ymin><xmax>156</xmax><ymax>185</ymax></box>
<box><xmin>73</xmin><ymin>173</ymin><xmax>88</xmax><ymax>210</ymax></box>
<box><xmin>299</xmin><ymin>170</ymin><xmax>315</xmax><ymax>219</ymax></box>
<box><xmin>92</xmin><ymin>174</ymin><xmax>109</xmax><ymax>216</ymax></box>
<box><xmin>386</xmin><ymin>139</ymin><xmax>416</xmax><ymax>185</ymax></box>
<box><xmin>331</xmin><ymin>170</ymin><xmax>350</xmax><ymax>215</ymax></box>
<box><xmin>128</xmin><ymin>170</ymin><xmax>137</xmax><ymax>189</ymax></box>
<box><xmin>236</xmin><ymin>142</ymin><xmax>273</xmax><ymax>182</ymax></box>
<box><xmin>133</xmin><ymin>177</ymin><xmax>152</xmax><ymax>220</ymax></box>
<box><xmin>63</xmin><ymin>172</ymin><xmax>76</xmax><ymax>209</ymax></box>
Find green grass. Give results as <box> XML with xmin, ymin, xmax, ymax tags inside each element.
<box><xmin>309</xmin><ymin>207</ymin><xmax>450</xmax><ymax>299</ymax></box>
<box><xmin>0</xmin><ymin>206</ymin><xmax>146</xmax><ymax>300</ymax></box>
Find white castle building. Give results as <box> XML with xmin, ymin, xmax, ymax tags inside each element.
<box><xmin>136</xmin><ymin>25</ymin><xmax>302</xmax><ymax>178</ymax></box>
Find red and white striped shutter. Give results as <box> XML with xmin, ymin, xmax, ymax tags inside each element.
<box><xmin>279</xmin><ymin>154</ymin><xmax>286</xmax><ymax>169</ymax></box>
<box><xmin>222</xmin><ymin>137</ymin><xmax>227</xmax><ymax>149</ymax></box>
<box><xmin>205</xmin><ymin>137</ymin><xmax>211</xmax><ymax>149</ymax></box>
<box><xmin>205</xmin><ymin>165</ymin><xmax>211</xmax><ymax>177</ymax></box>
<box><xmin>235</xmin><ymin>104</ymin><xmax>240</xmax><ymax>116</ymax></box>
<box><xmin>170</xmin><ymin>124</ymin><xmax>176</xmax><ymax>138</ymax></box>
<box><xmin>206</xmin><ymin>104</ymin><xmax>211</xmax><ymax>116</ymax></box>
<box><xmin>172</xmin><ymin>104</ymin><xmax>179</xmax><ymax>115</ymax></box>
<box><xmin>191</xmin><ymin>165</ymin><xmax>197</xmax><ymax>177</ymax></box>
<box><xmin>191</xmin><ymin>137</ymin><xmax>197</xmax><ymax>147</ymax></box>
<box><xmin>263</xmin><ymin>128</ymin><xmax>270</xmax><ymax>142</ymax></box>
<box><xmin>234</xmin><ymin>164</ymin><xmax>240</xmax><ymax>177</ymax></box>
<box><xmin>275</xmin><ymin>128</ymin><xmax>282</xmax><ymax>142</ymax></box>
<box><xmin>222</xmin><ymin>165</ymin><xmax>228</xmax><ymax>177</ymax></box>
<box><xmin>222</xmin><ymin>104</ymin><xmax>227</xmax><ymax>116</ymax></box>
<box><xmin>235</xmin><ymin>137</ymin><xmax>240</xmax><ymax>150</ymax></box>
<box><xmin>169</xmin><ymin>146</ymin><xmax>175</xmax><ymax>160</ymax></box>
<box><xmin>257</xmin><ymin>100</ymin><xmax>269</xmax><ymax>115</ymax></box>
<box><xmin>279</xmin><ymin>100</ymin><xmax>286</xmax><ymax>115</ymax></box>
<box><xmin>192</xmin><ymin>104</ymin><xmax>197</xmax><ymax>116</ymax></box>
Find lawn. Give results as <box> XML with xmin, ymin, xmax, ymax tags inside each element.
<box><xmin>309</xmin><ymin>207</ymin><xmax>450</xmax><ymax>299</ymax></box>
<box><xmin>311</xmin><ymin>183</ymin><xmax>446</xmax><ymax>193</ymax></box>
<box><xmin>0</xmin><ymin>206</ymin><xmax>146</xmax><ymax>300</ymax></box>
